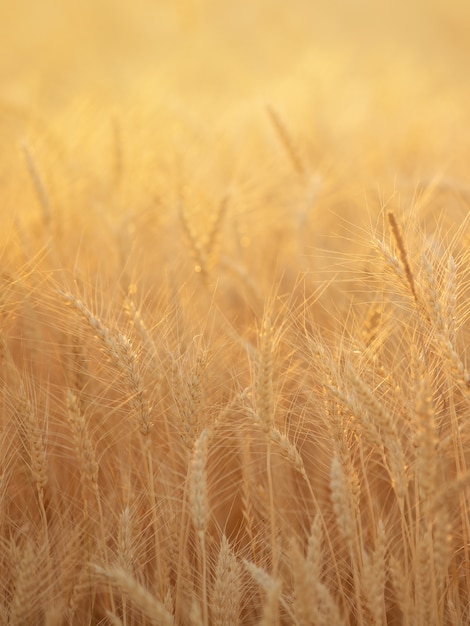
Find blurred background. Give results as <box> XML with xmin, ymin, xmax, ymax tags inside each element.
<box><xmin>1</xmin><ymin>0</ymin><xmax>470</xmax><ymax>228</ymax></box>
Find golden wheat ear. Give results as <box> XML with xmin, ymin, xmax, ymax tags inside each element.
<box><xmin>265</xmin><ymin>104</ymin><xmax>306</xmax><ymax>180</ymax></box>
<box><xmin>386</xmin><ymin>210</ymin><xmax>418</xmax><ymax>304</ymax></box>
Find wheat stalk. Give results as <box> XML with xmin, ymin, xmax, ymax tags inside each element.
<box><xmin>189</xmin><ymin>428</ymin><xmax>209</xmax><ymax>626</ymax></box>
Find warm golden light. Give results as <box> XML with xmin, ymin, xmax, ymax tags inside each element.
<box><xmin>1</xmin><ymin>1</ymin><xmax>470</xmax><ymax>624</ymax></box>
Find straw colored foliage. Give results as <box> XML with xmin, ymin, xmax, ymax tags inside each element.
<box><xmin>1</xmin><ymin>0</ymin><xmax>470</xmax><ymax>623</ymax></box>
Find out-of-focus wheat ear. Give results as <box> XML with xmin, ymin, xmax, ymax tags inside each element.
<box><xmin>204</xmin><ymin>193</ymin><xmax>229</xmax><ymax>262</ymax></box>
<box><xmin>422</xmin><ymin>253</ymin><xmax>470</xmax><ymax>391</ymax></box>
<box><xmin>92</xmin><ymin>564</ymin><xmax>174</xmax><ymax>626</ymax></box>
<box><xmin>289</xmin><ymin>537</ymin><xmax>316</xmax><ymax>626</ymax></box>
<box><xmin>241</xmin><ymin>434</ymin><xmax>256</xmax><ymax>559</ymax></box>
<box><xmin>362</xmin><ymin>301</ymin><xmax>383</xmax><ymax>349</ymax></box>
<box><xmin>211</xmin><ymin>536</ymin><xmax>242</xmax><ymax>626</ymax></box>
<box><xmin>416</xmin><ymin>530</ymin><xmax>433</xmax><ymax>625</ymax></box>
<box><xmin>347</xmin><ymin>365</ymin><xmax>407</xmax><ymax>499</ymax></box>
<box><xmin>118</xmin><ymin>506</ymin><xmax>134</xmax><ymax>572</ymax></box>
<box><xmin>44</xmin><ymin>603</ymin><xmax>67</xmax><ymax>626</ymax></box>
<box><xmin>9</xmin><ymin>539</ymin><xmax>40</xmax><ymax>626</ymax></box>
<box><xmin>330</xmin><ymin>453</ymin><xmax>356</xmax><ymax>550</ymax></box>
<box><xmin>189</xmin><ymin>428</ymin><xmax>209</xmax><ymax>626</ymax></box>
<box><xmin>361</xmin><ymin>520</ymin><xmax>386</xmax><ymax>626</ymax></box>
<box><xmin>389</xmin><ymin>554</ymin><xmax>411</xmax><ymax>624</ymax></box>
<box><xmin>330</xmin><ymin>449</ymin><xmax>366</xmax><ymax>625</ymax></box>
<box><xmin>189</xmin><ymin>597</ymin><xmax>204</xmax><ymax>626</ymax></box>
<box><xmin>387</xmin><ymin>211</ymin><xmax>418</xmax><ymax>304</ymax></box>
<box><xmin>21</xmin><ymin>142</ymin><xmax>51</xmax><ymax>231</ymax></box>
<box><xmin>431</xmin><ymin>505</ymin><xmax>452</xmax><ymax>606</ymax></box>
<box><xmin>178</xmin><ymin>191</ymin><xmax>208</xmax><ymax>276</ymax></box>
<box><xmin>123</xmin><ymin>288</ymin><xmax>159</xmax><ymax>369</ymax></box>
<box><xmin>414</xmin><ymin>372</ymin><xmax>438</xmax><ymax>505</ymax></box>
<box><xmin>265</xmin><ymin>104</ymin><xmax>306</xmax><ymax>180</ymax></box>
<box><xmin>244</xmin><ymin>560</ymin><xmax>282</xmax><ymax>626</ymax></box>
<box><xmin>444</xmin><ymin>254</ymin><xmax>457</xmax><ymax>342</ymax></box>
<box><xmin>67</xmin><ymin>562</ymin><xmax>90</xmax><ymax>624</ymax></box>
<box><xmin>110</xmin><ymin>115</ymin><xmax>123</xmax><ymax>187</ymax></box>
<box><xmin>421</xmin><ymin>251</ymin><xmax>445</xmax><ymax>331</ymax></box>
<box><xmin>306</xmin><ymin>515</ymin><xmax>323</xmax><ymax>586</ymax></box>
<box><xmin>105</xmin><ymin>610</ymin><xmax>124</xmax><ymax>626</ymax></box>
<box><xmin>256</xmin><ymin>314</ymin><xmax>274</xmax><ymax>436</ymax></box>
<box><xmin>446</xmin><ymin>597</ymin><xmax>458</xmax><ymax>625</ymax></box>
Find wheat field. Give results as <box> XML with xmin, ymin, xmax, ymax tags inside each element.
<box><xmin>1</xmin><ymin>1</ymin><xmax>470</xmax><ymax>624</ymax></box>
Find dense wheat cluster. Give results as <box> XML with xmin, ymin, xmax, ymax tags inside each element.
<box><xmin>2</xmin><ymin>1</ymin><xmax>470</xmax><ymax>624</ymax></box>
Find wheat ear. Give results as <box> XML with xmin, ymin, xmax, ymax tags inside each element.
<box><xmin>244</xmin><ymin>561</ymin><xmax>282</xmax><ymax>626</ymax></box>
<box><xmin>255</xmin><ymin>312</ymin><xmax>278</xmax><ymax>572</ymax></box>
<box><xmin>92</xmin><ymin>564</ymin><xmax>174</xmax><ymax>626</ymax></box>
<box><xmin>60</xmin><ymin>292</ymin><xmax>151</xmax><ymax>435</ymax></box>
<box><xmin>189</xmin><ymin>429</ymin><xmax>209</xmax><ymax>626</ymax></box>
<box><xmin>211</xmin><ymin>536</ymin><xmax>242</xmax><ymax>626</ymax></box>
<box><xmin>266</xmin><ymin>104</ymin><xmax>306</xmax><ymax>179</ymax></box>
<box><xmin>387</xmin><ymin>210</ymin><xmax>418</xmax><ymax>303</ymax></box>
<box><xmin>361</xmin><ymin>521</ymin><xmax>386</xmax><ymax>626</ymax></box>
<box><xmin>9</xmin><ymin>539</ymin><xmax>40</xmax><ymax>626</ymax></box>
<box><xmin>66</xmin><ymin>389</ymin><xmax>100</xmax><ymax>506</ymax></box>
<box><xmin>21</xmin><ymin>142</ymin><xmax>51</xmax><ymax>229</ymax></box>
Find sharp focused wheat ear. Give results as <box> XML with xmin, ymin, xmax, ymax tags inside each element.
<box><xmin>386</xmin><ymin>210</ymin><xmax>418</xmax><ymax>304</ymax></box>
